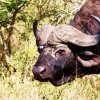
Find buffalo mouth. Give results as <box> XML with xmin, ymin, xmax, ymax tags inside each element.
<box><xmin>34</xmin><ymin>75</ymin><xmax>49</xmax><ymax>82</ymax></box>
<box><xmin>33</xmin><ymin>71</ymin><xmax>74</xmax><ymax>86</ymax></box>
<box><xmin>33</xmin><ymin>67</ymin><xmax>77</xmax><ymax>86</ymax></box>
<box><xmin>50</xmin><ymin>70</ymin><xmax>76</xmax><ymax>86</ymax></box>
<box><xmin>50</xmin><ymin>77</ymin><xmax>69</xmax><ymax>86</ymax></box>
<box><xmin>34</xmin><ymin>74</ymin><xmax>74</xmax><ymax>86</ymax></box>
<box><xmin>50</xmin><ymin>74</ymin><xmax>75</xmax><ymax>86</ymax></box>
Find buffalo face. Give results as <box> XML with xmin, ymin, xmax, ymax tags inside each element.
<box><xmin>33</xmin><ymin>44</ymin><xmax>76</xmax><ymax>86</ymax></box>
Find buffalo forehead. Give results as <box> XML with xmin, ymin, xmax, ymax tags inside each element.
<box><xmin>38</xmin><ymin>25</ymin><xmax>54</xmax><ymax>45</ymax></box>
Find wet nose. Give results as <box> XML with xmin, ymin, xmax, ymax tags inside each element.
<box><xmin>33</xmin><ymin>66</ymin><xmax>46</xmax><ymax>76</ymax></box>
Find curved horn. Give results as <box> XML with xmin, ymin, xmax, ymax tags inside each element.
<box><xmin>33</xmin><ymin>20</ymin><xmax>39</xmax><ymax>37</ymax></box>
<box><xmin>49</xmin><ymin>25</ymin><xmax>100</xmax><ymax>46</ymax></box>
<box><xmin>91</xmin><ymin>15</ymin><xmax>100</xmax><ymax>25</ymax></box>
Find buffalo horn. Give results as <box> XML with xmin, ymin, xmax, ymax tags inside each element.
<box><xmin>33</xmin><ymin>20</ymin><xmax>39</xmax><ymax>38</ymax></box>
<box><xmin>51</xmin><ymin>25</ymin><xmax>100</xmax><ymax>46</ymax></box>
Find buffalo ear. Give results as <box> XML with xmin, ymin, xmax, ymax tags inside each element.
<box><xmin>76</xmin><ymin>51</ymin><xmax>100</xmax><ymax>67</ymax></box>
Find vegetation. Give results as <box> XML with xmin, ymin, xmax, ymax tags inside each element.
<box><xmin>0</xmin><ymin>0</ymin><xmax>100</xmax><ymax>100</ymax></box>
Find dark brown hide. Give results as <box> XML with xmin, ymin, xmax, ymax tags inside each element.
<box><xmin>70</xmin><ymin>0</ymin><xmax>100</xmax><ymax>35</ymax></box>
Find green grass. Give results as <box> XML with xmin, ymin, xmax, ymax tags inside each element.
<box><xmin>0</xmin><ymin>34</ymin><xmax>100</xmax><ymax>100</ymax></box>
<box><xmin>0</xmin><ymin>75</ymin><xmax>100</xmax><ymax>100</ymax></box>
<box><xmin>1</xmin><ymin>37</ymin><xmax>99</xmax><ymax>98</ymax></box>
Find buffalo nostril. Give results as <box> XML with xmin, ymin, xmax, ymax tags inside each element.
<box><xmin>39</xmin><ymin>66</ymin><xmax>46</xmax><ymax>76</ymax></box>
<box><xmin>33</xmin><ymin>66</ymin><xmax>46</xmax><ymax>76</ymax></box>
<box><xmin>40</xmin><ymin>68</ymin><xmax>46</xmax><ymax>74</ymax></box>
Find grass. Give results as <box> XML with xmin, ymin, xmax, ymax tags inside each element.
<box><xmin>0</xmin><ymin>34</ymin><xmax>100</xmax><ymax>100</ymax></box>
<box><xmin>0</xmin><ymin>75</ymin><xmax>100</xmax><ymax>100</ymax></box>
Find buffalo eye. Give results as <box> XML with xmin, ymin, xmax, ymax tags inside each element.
<box><xmin>38</xmin><ymin>46</ymin><xmax>44</xmax><ymax>53</ymax></box>
<box><xmin>55</xmin><ymin>49</ymin><xmax>66</xmax><ymax>56</ymax></box>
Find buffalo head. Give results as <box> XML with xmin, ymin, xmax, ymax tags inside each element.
<box><xmin>32</xmin><ymin>18</ymin><xmax>100</xmax><ymax>86</ymax></box>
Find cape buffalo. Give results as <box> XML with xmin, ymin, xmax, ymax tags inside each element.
<box><xmin>32</xmin><ymin>0</ymin><xmax>100</xmax><ymax>86</ymax></box>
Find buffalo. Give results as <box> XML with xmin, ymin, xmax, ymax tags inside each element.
<box><xmin>32</xmin><ymin>0</ymin><xmax>100</xmax><ymax>86</ymax></box>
